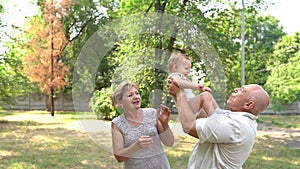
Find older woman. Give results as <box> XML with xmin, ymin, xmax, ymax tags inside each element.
<box><xmin>111</xmin><ymin>81</ymin><xmax>174</xmax><ymax>169</ymax></box>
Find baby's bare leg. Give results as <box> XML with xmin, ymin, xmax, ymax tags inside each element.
<box><xmin>188</xmin><ymin>97</ymin><xmax>208</xmax><ymax>118</ymax></box>
<box><xmin>188</xmin><ymin>92</ymin><xmax>218</xmax><ymax>118</ymax></box>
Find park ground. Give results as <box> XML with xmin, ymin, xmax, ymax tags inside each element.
<box><xmin>0</xmin><ymin>110</ymin><xmax>299</xmax><ymax>169</ymax></box>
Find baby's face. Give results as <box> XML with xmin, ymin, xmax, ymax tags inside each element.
<box><xmin>175</xmin><ymin>59</ymin><xmax>191</xmax><ymax>77</ymax></box>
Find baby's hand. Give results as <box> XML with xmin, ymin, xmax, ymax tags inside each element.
<box><xmin>199</xmin><ymin>84</ymin><xmax>212</xmax><ymax>93</ymax></box>
<box><xmin>198</xmin><ymin>84</ymin><xmax>204</xmax><ymax>91</ymax></box>
<box><xmin>203</xmin><ymin>87</ymin><xmax>212</xmax><ymax>93</ymax></box>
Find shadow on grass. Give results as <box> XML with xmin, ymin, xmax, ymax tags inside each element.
<box><xmin>243</xmin><ymin>131</ymin><xmax>300</xmax><ymax>169</ymax></box>
<box><xmin>1</xmin><ymin>112</ymin><xmax>299</xmax><ymax>169</ymax></box>
<box><xmin>244</xmin><ymin>147</ymin><xmax>300</xmax><ymax>169</ymax></box>
<box><xmin>165</xmin><ymin>136</ymin><xmax>198</xmax><ymax>169</ymax></box>
<box><xmin>0</xmin><ymin>110</ymin><xmax>16</xmax><ymax>116</ymax></box>
<box><xmin>0</xmin><ymin>119</ymin><xmax>122</xmax><ymax>169</ymax></box>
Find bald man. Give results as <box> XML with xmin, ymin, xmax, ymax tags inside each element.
<box><xmin>167</xmin><ymin>79</ymin><xmax>270</xmax><ymax>169</ymax></box>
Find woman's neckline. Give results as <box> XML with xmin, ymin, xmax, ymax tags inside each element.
<box><xmin>124</xmin><ymin>108</ymin><xmax>144</xmax><ymax>128</ymax></box>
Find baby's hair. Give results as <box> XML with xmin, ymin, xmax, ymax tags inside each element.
<box><xmin>168</xmin><ymin>52</ymin><xmax>190</xmax><ymax>72</ymax></box>
<box><xmin>110</xmin><ymin>81</ymin><xmax>138</xmax><ymax>108</ymax></box>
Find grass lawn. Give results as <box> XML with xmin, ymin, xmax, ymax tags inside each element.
<box><xmin>0</xmin><ymin>110</ymin><xmax>299</xmax><ymax>169</ymax></box>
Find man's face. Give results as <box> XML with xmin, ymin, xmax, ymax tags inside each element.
<box><xmin>227</xmin><ymin>85</ymin><xmax>252</xmax><ymax>112</ymax></box>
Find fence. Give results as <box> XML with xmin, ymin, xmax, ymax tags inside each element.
<box><xmin>1</xmin><ymin>93</ymin><xmax>300</xmax><ymax>114</ymax></box>
<box><xmin>263</xmin><ymin>101</ymin><xmax>300</xmax><ymax>114</ymax></box>
<box><xmin>1</xmin><ymin>93</ymin><xmax>90</xmax><ymax>112</ymax></box>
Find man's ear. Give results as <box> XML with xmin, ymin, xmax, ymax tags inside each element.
<box><xmin>244</xmin><ymin>101</ymin><xmax>255</xmax><ymax>110</ymax></box>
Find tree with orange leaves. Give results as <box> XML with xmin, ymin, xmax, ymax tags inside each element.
<box><xmin>23</xmin><ymin>0</ymin><xmax>73</xmax><ymax>116</ymax></box>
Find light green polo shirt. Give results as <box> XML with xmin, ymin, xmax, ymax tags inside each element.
<box><xmin>188</xmin><ymin>109</ymin><xmax>257</xmax><ymax>169</ymax></box>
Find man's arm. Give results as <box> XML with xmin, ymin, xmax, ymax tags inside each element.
<box><xmin>176</xmin><ymin>90</ymin><xmax>199</xmax><ymax>138</ymax></box>
<box><xmin>168</xmin><ymin>79</ymin><xmax>199</xmax><ymax>138</ymax></box>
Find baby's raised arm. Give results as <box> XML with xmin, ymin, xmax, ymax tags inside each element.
<box><xmin>169</xmin><ymin>73</ymin><xmax>202</xmax><ymax>90</ymax></box>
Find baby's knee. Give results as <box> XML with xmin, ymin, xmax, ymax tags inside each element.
<box><xmin>200</xmin><ymin>91</ymin><xmax>212</xmax><ymax>98</ymax></box>
<box><xmin>199</xmin><ymin>92</ymin><xmax>213</xmax><ymax>102</ymax></box>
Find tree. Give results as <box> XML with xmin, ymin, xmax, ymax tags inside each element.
<box><xmin>97</xmin><ymin>0</ymin><xmax>213</xmax><ymax>108</ymax></box>
<box><xmin>265</xmin><ymin>32</ymin><xmax>300</xmax><ymax>105</ymax></box>
<box><xmin>0</xmin><ymin>42</ymin><xmax>38</xmax><ymax>107</ymax></box>
<box><xmin>12</xmin><ymin>0</ymin><xmax>286</xmax><ymax>116</ymax></box>
<box><xmin>0</xmin><ymin>1</ymin><xmax>37</xmax><ymax>107</ymax></box>
<box><xmin>88</xmin><ymin>0</ymin><xmax>284</xmax><ymax>115</ymax></box>
<box><xmin>61</xmin><ymin>0</ymin><xmax>110</xmax><ymax>91</ymax></box>
<box><xmin>203</xmin><ymin>1</ymin><xmax>284</xmax><ymax>97</ymax></box>
<box><xmin>23</xmin><ymin>0</ymin><xmax>72</xmax><ymax>116</ymax></box>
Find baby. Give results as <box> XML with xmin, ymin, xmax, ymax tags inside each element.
<box><xmin>167</xmin><ymin>52</ymin><xmax>213</xmax><ymax>118</ymax></box>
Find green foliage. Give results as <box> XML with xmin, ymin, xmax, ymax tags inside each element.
<box><xmin>87</xmin><ymin>0</ymin><xmax>286</xmax><ymax>117</ymax></box>
<box><xmin>49</xmin><ymin>0</ymin><xmax>111</xmax><ymax>93</ymax></box>
<box><xmin>266</xmin><ymin>33</ymin><xmax>300</xmax><ymax>104</ymax></box>
<box><xmin>0</xmin><ymin>3</ymin><xmax>3</xmax><ymax>27</ymax></box>
<box><xmin>244</xmin><ymin>15</ymin><xmax>285</xmax><ymax>85</ymax></box>
<box><xmin>205</xmin><ymin>2</ymin><xmax>284</xmax><ymax>95</ymax></box>
<box><xmin>0</xmin><ymin>1</ymin><xmax>40</xmax><ymax>106</ymax></box>
<box><xmin>0</xmin><ymin>38</ymin><xmax>39</xmax><ymax>106</ymax></box>
<box><xmin>1</xmin><ymin>0</ymin><xmax>296</xmax><ymax>116</ymax></box>
<box><xmin>89</xmin><ymin>87</ymin><xmax>119</xmax><ymax>120</ymax></box>
<box><xmin>0</xmin><ymin>3</ymin><xmax>3</xmax><ymax>13</ymax></box>
<box><xmin>268</xmin><ymin>97</ymin><xmax>285</xmax><ymax>113</ymax></box>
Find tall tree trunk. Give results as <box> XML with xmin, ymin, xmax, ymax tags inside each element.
<box><xmin>152</xmin><ymin>1</ymin><xmax>166</xmax><ymax>109</ymax></box>
<box><xmin>50</xmin><ymin>88</ymin><xmax>54</xmax><ymax>116</ymax></box>
<box><xmin>46</xmin><ymin>92</ymin><xmax>55</xmax><ymax>116</ymax></box>
<box><xmin>50</xmin><ymin>0</ymin><xmax>55</xmax><ymax>116</ymax></box>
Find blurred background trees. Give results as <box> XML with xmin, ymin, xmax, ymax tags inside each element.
<box><xmin>0</xmin><ymin>0</ymin><xmax>299</xmax><ymax>118</ymax></box>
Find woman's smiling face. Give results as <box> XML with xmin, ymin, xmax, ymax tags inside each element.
<box><xmin>121</xmin><ymin>86</ymin><xmax>141</xmax><ymax>111</ymax></box>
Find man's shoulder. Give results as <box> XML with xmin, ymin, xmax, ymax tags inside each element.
<box><xmin>215</xmin><ymin>108</ymin><xmax>230</xmax><ymax>115</ymax></box>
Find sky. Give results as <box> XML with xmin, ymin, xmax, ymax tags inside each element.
<box><xmin>263</xmin><ymin>0</ymin><xmax>300</xmax><ymax>35</ymax></box>
<box><xmin>0</xmin><ymin>0</ymin><xmax>37</xmax><ymax>55</ymax></box>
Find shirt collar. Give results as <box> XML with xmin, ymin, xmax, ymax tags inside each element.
<box><xmin>229</xmin><ymin>111</ymin><xmax>257</xmax><ymax>120</ymax></box>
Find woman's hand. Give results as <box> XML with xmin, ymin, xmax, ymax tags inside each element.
<box><xmin>157</xmin><ymin>104</ymin><xmax>171</xmax><ymax>124</ymax></box>
<box><xmin>156</xmin><ymin>104</ymin><xmax>174</xmax><ymax>147</ymax></box>
<box><xmin>136</xmin><ymin>135</ymin><xmax>153</xmax><ymax>149</ymax></box>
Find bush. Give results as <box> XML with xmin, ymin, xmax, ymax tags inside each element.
<box><xmin>89</xmin><ymin>87</ymin><xmax>119</xmax><ymax>120</ymax></box>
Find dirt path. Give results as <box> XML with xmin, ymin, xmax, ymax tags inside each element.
<box><xmin>257</xmin><ymin>123</ymin><xmax>300</xmax><ymax>149</ymax></box>
<box><xmin>2</xmin><ymin>113</ymin><xmax>300</xmax><ymax>150</ymax></box>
